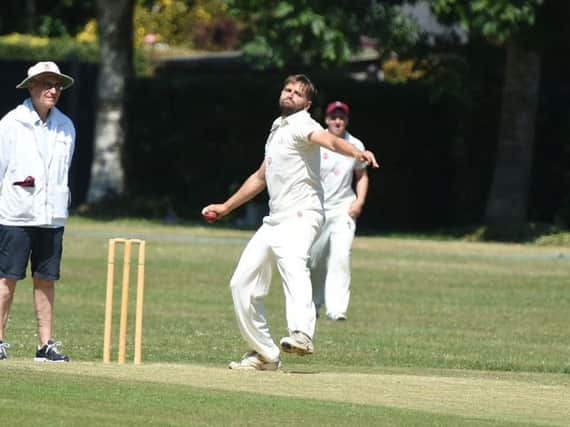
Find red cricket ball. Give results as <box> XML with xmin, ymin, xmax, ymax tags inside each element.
<box><xmin>203</xmin><ymin>211</ymin><xmax>218</xmax><ymax>223</ymax></box>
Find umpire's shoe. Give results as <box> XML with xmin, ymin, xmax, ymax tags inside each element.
<box><xmin>34</xmin><ymin>340</ymin><xmax>70</xmax><ymax>362</ymax></box>
<box><xmin>0</xmin><ymin>341</ymin><xmax>9</xmax><ymax>360</ymax></box>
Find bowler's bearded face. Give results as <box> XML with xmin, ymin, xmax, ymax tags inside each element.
<box><xmin>279</xmin><ymin>81</ymin><xmax>311</xmax><ymax>116</ymax></box>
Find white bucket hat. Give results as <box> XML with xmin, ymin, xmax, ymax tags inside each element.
<box><xmin>16</xmin><ymin>61</ymin><xmax>74</xmax><ymax>90</ymax></box>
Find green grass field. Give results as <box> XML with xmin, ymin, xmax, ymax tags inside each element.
<box><xmin>1</xmin><ymin>217</ymin><xmax>569</xmax><ymax>426</ymax></box>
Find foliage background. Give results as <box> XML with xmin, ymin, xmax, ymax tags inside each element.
<box><xmin>0</xmin><ymin>0</ymin><xmax>568</xmax><ymax>232</ymax></box>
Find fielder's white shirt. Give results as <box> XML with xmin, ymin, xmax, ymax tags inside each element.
<box><xmin>264</xmin><ymin>110</ymin><xmax>324</xmax><ymax>219</ymax></box>
<box><xmin>320</xmin><ymin>131</ymin><xmax>367</xmax><ymax>215</ymax></box>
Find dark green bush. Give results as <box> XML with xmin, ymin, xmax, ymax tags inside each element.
<box><xmin>123</xmin><ymin>71</ymin><xmax>465</xmax><ymax>230</ymax></box>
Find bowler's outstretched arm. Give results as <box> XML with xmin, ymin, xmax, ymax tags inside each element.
<box><xmin>309</xmin><ymin>130</ymin><xmax>379</xmax><ymax>168</ymax></box>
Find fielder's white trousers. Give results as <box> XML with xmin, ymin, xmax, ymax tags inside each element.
<box><xmin>310</xmin><ymin>213</ymin><xmax>356</xmax><ymax>319</ymax></box>
<box><xmin>230</xmin><ymin>211</ymin><xmax>323</xmax><ymax>362</ymax></box>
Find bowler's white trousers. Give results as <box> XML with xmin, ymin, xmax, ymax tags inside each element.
<box><xmin>310</xmin><ymin>213</ymin><xmax>356</xmax><ymax>318</ymax></box>
<box><xmin>230</xmin><ymin>210</ymin><xmax>323</xmax><ymax>362</ymax></box>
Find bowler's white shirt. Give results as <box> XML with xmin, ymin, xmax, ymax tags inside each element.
<box><xmin>264</xmin><ymin>110</ymin><xmax>324</xmax><ymax>219</ymax></box>
<box><xmin>320</xmin><ymin>131</ymin><xmax>367</xmax><ymax>215</ymax></box>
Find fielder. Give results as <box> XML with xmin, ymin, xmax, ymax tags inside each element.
<box><xmin>310</xmin><ymin>101</ymin><xmax>370</xmax><ymax>321</ymax></box>
<box><xmin>202</xmin><ymin>74</ymin><xmax>379</xmax><ymax>370</ymax></box>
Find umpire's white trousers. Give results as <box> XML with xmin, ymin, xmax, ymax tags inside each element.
<box><xmin>310</xmin><ymin>213</ymin><xmax>356</xmax><ymax>318</ymax></box>
<box><xmin>230</xmin><ymin>210</ymin><xmax>323</xmax><ymax>362</ymax></box>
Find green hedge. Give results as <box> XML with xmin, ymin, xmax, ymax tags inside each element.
<box><xmin>124</xmin><ymin>71</ymin><xmax>469</xmax><ymax>230</ymax></box>
<box><xmin>0</xmin><ymin>34</ymin><xmax>150</xmax><ymax>75</ymax></box>
<box><xmin>0</xmin><ymin>33</ymin><xmax>98</xmax><ymax>62</ymax></box>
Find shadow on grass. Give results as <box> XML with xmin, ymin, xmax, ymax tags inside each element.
<box><xmin>358</xmin><ymin>222</ymin><xmax>567</xmax><ymax>245</ymax></box>
<box><xmin>73</xmin><ymin>196</ymin><xmax>568</xmax><ymax>245</ymax></box>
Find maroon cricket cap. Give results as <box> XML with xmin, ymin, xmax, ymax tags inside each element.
<box><xmin>326</xmin><ymin>101</ymin><xmax>349</xmax><ymax>116</ymax></box>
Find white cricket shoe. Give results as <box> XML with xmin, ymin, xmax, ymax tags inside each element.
<box><xmin>327</xmin><ymin>313</ymin><xmax>347</xmax><ymax>321</ymax></box>
<box><xmin>279</xmin><ymin>331</ymin><xmax>314</xmax><ymax>356</ymax></box>
<box><xmin>228</xmin><ymin>351</ymin><xmax>282</xmax><ymax>371</ymax></box>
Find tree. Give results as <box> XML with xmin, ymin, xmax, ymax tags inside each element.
<box><xmin>431</xmin><ymin>0</ymin><xmax>543</xmax><ymax>236</ymax></box>
<box><xmin>230</xmin><ymin>0</ymin><xmax>546</xmax><ymax>237</ymax></box>
<box><xmin>86</xmin><ymin>0</ymin><xmax>135</xmax><ymax>203</ymax></box>
<box><xmin>227</xmin><ymin>0</ymin><xmax>420</xmax><ymax>68</ymax></box>
<box><xmin>483</xmin><ymin>40</ymin><xmax>540</xmax><ymax>231</ymax></box>
<box><xmin>0</xmin><ymin>0</ymin><xmax>96</xmax><ymax>36</ymax></box>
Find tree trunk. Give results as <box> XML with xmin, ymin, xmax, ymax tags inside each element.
<box><xmin>25</xmin><ymin>0</ymin><xmax>36</xmax><ymax>33</ymax></box>
<box><xmin>87</xmin><ymin>0</ymin><xmax>135</xmax><ymax>203</ymax></box>
<box><xmin>484</xmin><ymin>40</ymin><xmax>541</xmax><ymax>235</ymax></box>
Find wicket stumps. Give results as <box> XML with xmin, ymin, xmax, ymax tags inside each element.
<box><xmin>103</xmin><ymin>238</ymin><xmax>146</xmax><ymax>364</ymax></box>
